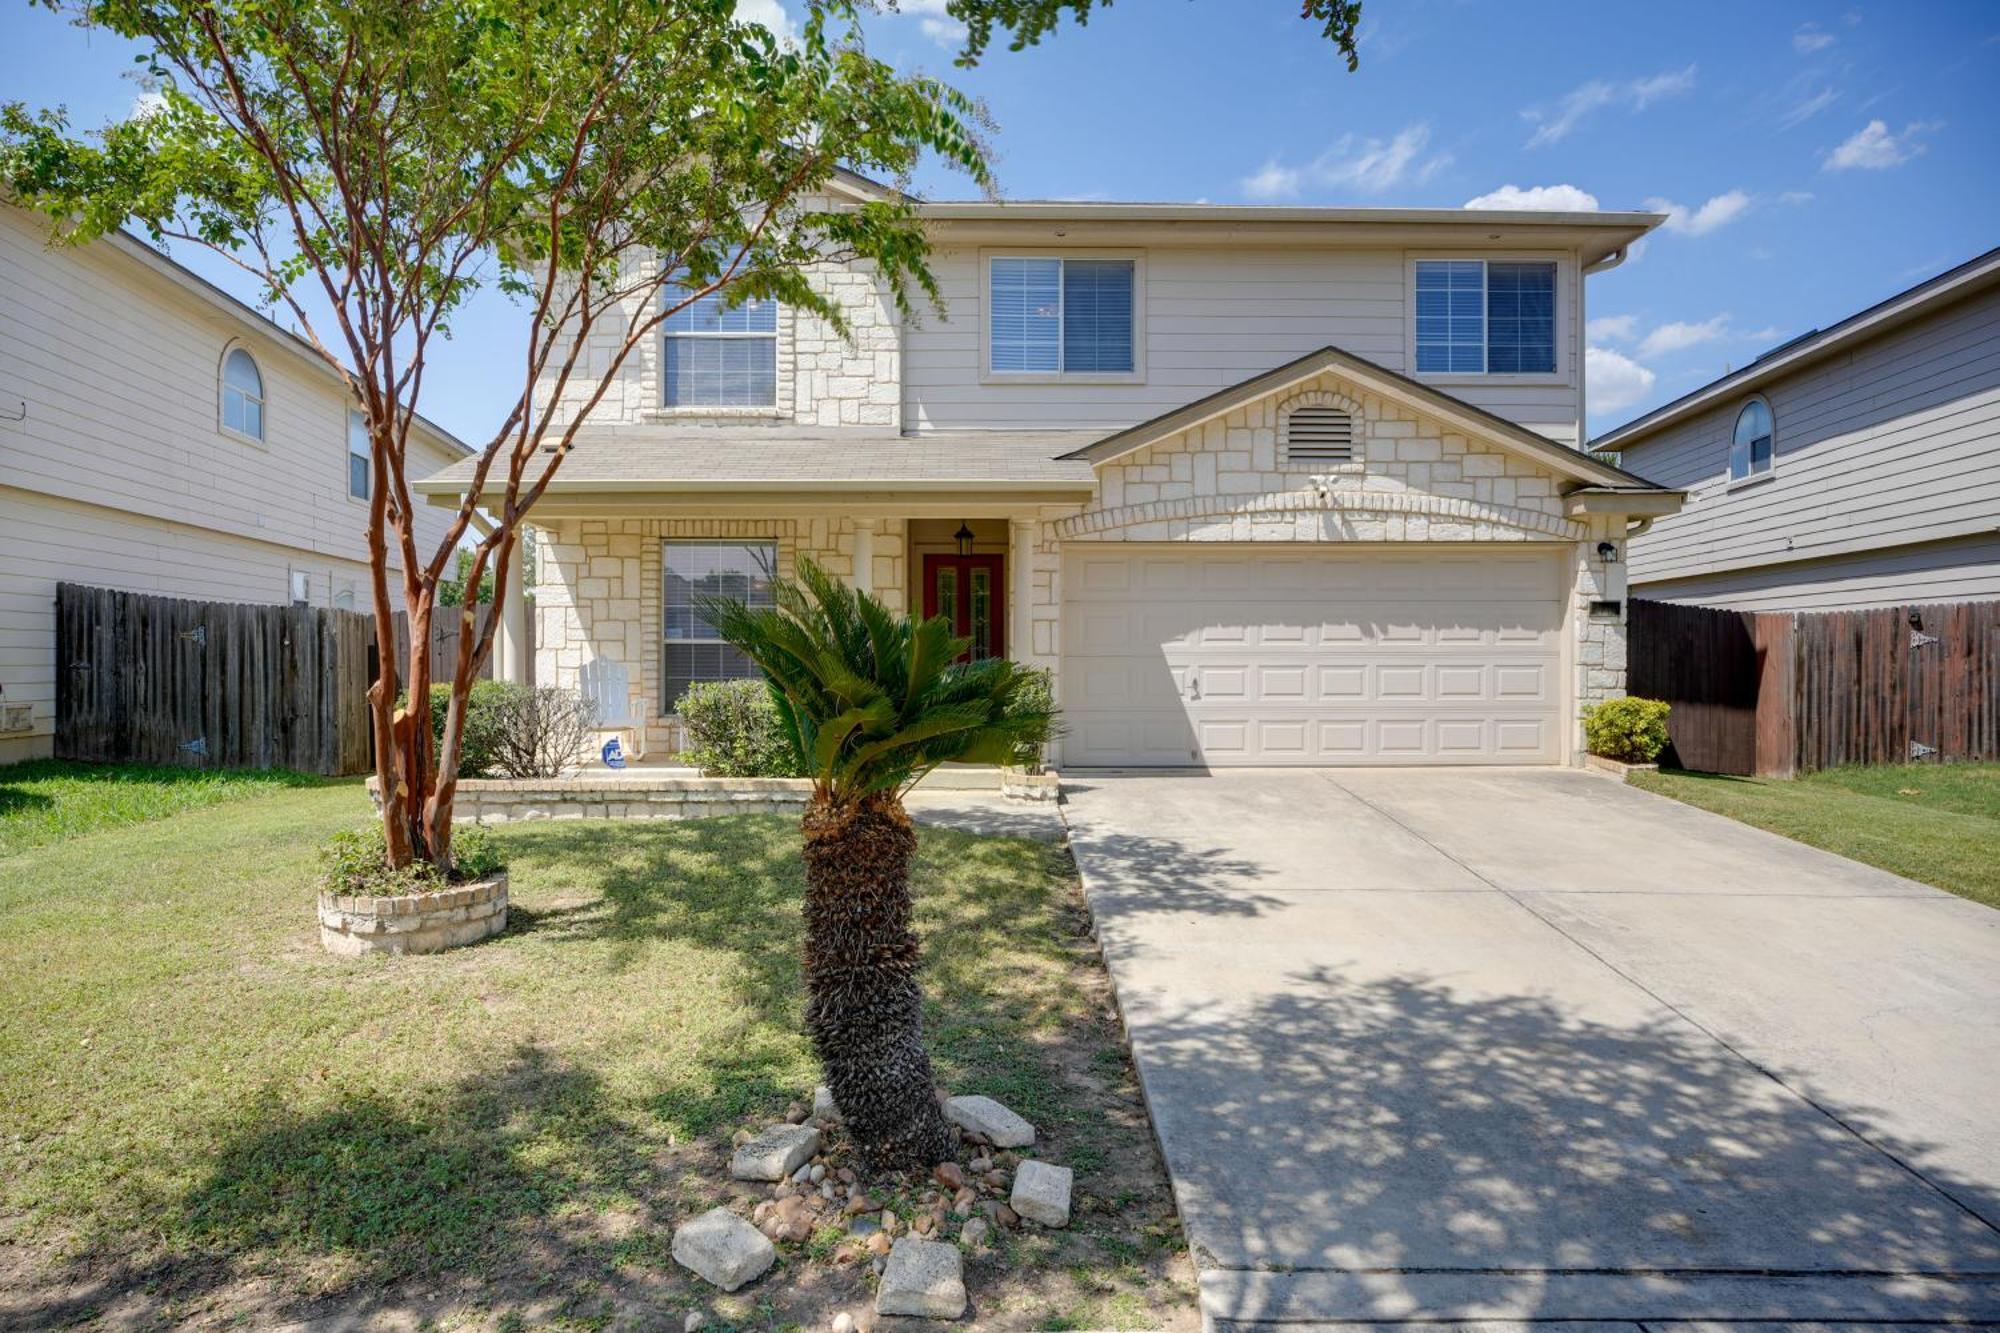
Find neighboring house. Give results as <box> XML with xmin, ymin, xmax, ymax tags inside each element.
<box><xmin>0</xmin><ymin>201</ymin><xmax>470</xmax><ymax>765</ymax></box>
<box><xmin>415</xmin><ymin>183</ymin><xmax>1683</xmax><ymax>768</ymax></box>
<box><xmin>1591</xmin><ymin>247</ymin><xmax>2000</xmax><ymax>612</ymax></box>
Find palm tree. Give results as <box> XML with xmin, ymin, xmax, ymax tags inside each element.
<box><xmin>698</xmin><ymin>558</ymin><xmax>1055</xmax><ymax>1171</ymax></box>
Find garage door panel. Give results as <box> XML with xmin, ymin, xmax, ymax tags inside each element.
<box><xmin>1061</xmin><ymin>546</ymin><xmax>1568</xmax><ymax>766</ymax></box>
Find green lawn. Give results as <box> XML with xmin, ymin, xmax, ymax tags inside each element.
<box><xmin>0</xmin><ymin>780</ymin><xmax>1188</xmax><ymax>1330</ymax></box>
<box><xmin>0</xmin><ymin>759</ymin><xmax>323</xmax><ymax>855</ymax></box>
<box><xmin>1631</xmin><ymin>762</ymin><xmax>2000</xmax><ymax>908</ymax></box>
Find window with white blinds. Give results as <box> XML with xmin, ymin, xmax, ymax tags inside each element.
<box><xmin>1415</xmin><ymin>259</ymin><xmax>1556</xmax><ymax>375</ymax></box>
<box><xmin>663</xmin><ymin>541</ymin><xmax>778</xmax><ymax>710</ymax></box>
<box><xmin>989</xmin><ymin>256</ymin><xmax>1136</xmax><ymax>375</ymax></box>
<box><xmin>662</xmin><ymin>282</ymin><xmax>780</xmax><ymax>407</ymax></box>
<box><xmin>1282</xmin><ymin>406</ymin><xmax>1356</xmax><ymax>465</ymax></box>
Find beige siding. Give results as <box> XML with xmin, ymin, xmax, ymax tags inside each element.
<box><xmin>1618</xmin><ymin>285</ymin><xmax>2000</xmax><ymax>588</ymax></box>
<box><xmin>1634</xmin><ymin>532</ymin><xmax>2000</xmax><ymax>612</ymax></box>
<box><xmin>0</xmin><ymin>203</ymin><xmax>466</xmax><ymax>762</ymax></box>
<box><xmin>904</xmin><ymin>246</ymin><xmax>1584</xmax><ymax>446</ymax></box>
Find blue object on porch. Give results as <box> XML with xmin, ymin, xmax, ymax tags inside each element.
<box><xmin>601</xmin><ymin>736</ymin><xmax>627</xmax><ymax>770</ymax></box>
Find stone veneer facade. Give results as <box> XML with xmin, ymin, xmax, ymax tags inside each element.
<box><xmin>530</xmin><ymin>369</ymin><xmax>1631</xmax><ymax>763</ymax></box>
<box><xmin>534</xmin><ymin>516</ymin><xmax>907</xmax><ymax>754</ymax></box>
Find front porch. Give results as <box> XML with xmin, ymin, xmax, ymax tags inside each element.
<box><xmin>527</xmin><ymin>507</ymin><xmax>1073</xmax><ymax>760</ymax></box>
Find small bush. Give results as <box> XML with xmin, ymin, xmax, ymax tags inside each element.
<box><xmin>488</xmin><ymin>686</ymin><xmax>597</xmax><ymax>779</ymax></box>
<box><xmin>318</xmin><ymin>823</ymin><xmax>505</xmax><ymax>895</ymax></box>
<box><xmin>1005</xmin><ymin>666</ymin><xmax>1059</xmax><ymax>771</ymax></box>
<box><xmin>678</xmin><ymin>680</ymin><xmax>802</xmax><ymax>778</ymax></box>
<box><xmin>404</xmin><ymin>680</ymin><xmax>523</xmax><ymax>778</ymax></box>
<box><xmin>1583</xmin><ymin>696</ymin><xmax>1671</xmax><ymax>763</ymax></box>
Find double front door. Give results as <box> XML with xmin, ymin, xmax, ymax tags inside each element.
<box><xmin>922</xmin><ymin>554</ymin><xmax>1004</xmax><ymax>662</ymax></box>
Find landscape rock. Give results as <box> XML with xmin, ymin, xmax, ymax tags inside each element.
<box><xmin>933</xmin><ymin>1162</ymin><xmax>966</xmax><ymax>1191</ymax></box>
<box><xmin>684</xmin><ymin>1314</ymin><xmax>705</xmax><ymax>1333</ymax></box>
<box><xmin>731</xmin><ymin>1124</ymin><xmax>821</xmax><ymax>1182</ymax></box>
<box><xmin>810</xmin><ymin>1163</ymin><xmax>828</xmax><ymax>1185</ymax></box>
<box><xmin>814</xmin><ymin>1085</ymin><xmax>839</xmax><ymax>1120</ymax></box>
<box><xmin>1010</xmin><ymin>1160</ymin><xmax>1073</xmax><ymax>1228</ymax></box>
<box><xmin>943</xmin><ymin>1095</ymin><xmax>1034</xmax><ymax>1148</ymax></box>
<box><xmin>959</xmin><ymin>1217</ymin><xmax>991</xmax><ymax>1249</ymax></box>
<box><xmin>832</xmin><ymin>1315</ymin><xmax>855</xmax><ymax>1333</ymax></box>
<box><xmin>875</xmin><ymin>1237</ymin><xmax>968</xmax><ymax>1320</ymax></box>
<box><xmin>672</xmin><ymin>1208</ymin><xmax>776</xmax><ymax>1291</ymax></box>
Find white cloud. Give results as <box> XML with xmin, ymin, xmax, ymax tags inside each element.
<box><xmin>1586</xmin><ymin>347</ymin><xmax>1657</xmax><ymax>415</ymax></box>
<box><xmin>128</xmin><ymin>90</ymin><xmax>169</xmax><ymax>121</ymax></box>
<box><xmin>1793</xmin><ymin>24</ymin><xmax>1836</xmax><ymax>54</ymax></box>
<box><xmin>1638</xmin><ymin>314</ymin><xmax>1732</xmax><ymax>359</ymax></box>
<box><xmin>1780</xmin><ymin>87</ymin><xmax>1840</xmax><ymax>129</ymax></box>
<box><xmin>734</xmin><ymin>0</ymin><xmax>798</xmax><ymax>43</ymax></box>
<box><xmin>1241</xmin><ymin>122</ymin><xmax>1450</xmax><ymax>200</ymax></box>
<box><xmin>1463</xmin><ymin>183</ymin><xmax>1600</xmax><ymax>211</ymax></box>
<box><xmin>1825</xmin><ymin>118</ymin><xmax>1938</xmax><ymax>170</ymax></box>
<box><xmin>1242</xmin><ymin>160</ymin><xmax>1303</xmax><ymax>201</ymax></box>
<box><xmin>1524</xmin><ymin>65</ymin><xmax>1696</xmax><ymax>148</ymax></box>
<box><xmin>891</xmin><ymin>0</ymin><xmax>967</xmax><ymax>47</ymax></box>
<box><xmin>1586</xmin><ymin>314</ymin><xmax>1638</xmax><ymax>342</ymax></box>
<box><xmin>1779</xmin><ymin>189</ymin><xmax>1816</xmax><ymax>205</ymax></box>
<box><xmin>1646</xmin><ymin>189</ymin><xmax>1751</xmax><ymax>237</ymax></box>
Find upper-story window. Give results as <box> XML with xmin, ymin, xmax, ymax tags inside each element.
<box><xmin>662</xmin><ymin>283</ymin><xmax>780</xmax><ymax>408</ymax></box>
<box><xmin>1414</xmin><ymin>260</ymin><xmax>1556</xmax><ymax>375</ymax></box>
<box><xmin>220</xmin><ymin>346</ymin><xmax>265</xmax><ymax>440</ymax></box>
<box><xmin>1730</xmin><ymin>396</ymin><xmax>1774</xmax><ymax>481</ymax></box>
<box><xmin>346</xmin><ymin>409</ymin><xmax>371</xmax><ymax>500</ymax></box>
<box><xmin>988</xmin><ymin>256</ymin><xmax>1136</xmax><ymax>376</ymax></box>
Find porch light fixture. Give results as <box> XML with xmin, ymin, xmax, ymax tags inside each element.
<box><xmin>954</xmin><ymin>522</ymin><xmax>975</xmax><ymax>556</ymax></box>
<box><xmin>1596</xmin><ymin>541</ymin><xmax>1619</xmax><ymax>564</ymax></box>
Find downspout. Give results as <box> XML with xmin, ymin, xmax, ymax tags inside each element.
<box><xmin>1626</xmin><ymin>516</ymin><xmax>1654</xmax><ymax>539</ymax></box>
<box><xmin>1583</xmin><ymin>246</ymin><xmax>1630</xmax><ymax>276</ymax></box>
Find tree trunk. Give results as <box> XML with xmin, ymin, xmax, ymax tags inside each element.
<box><xmin>801</xmin><ymin>792</ymin><xmax>955</xmax><ymax>1172</ymax></box>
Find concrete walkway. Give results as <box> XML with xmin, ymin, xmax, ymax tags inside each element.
<box><xmin>1061</xmin><ymin>769</ymin><xmax>2000</xmax><ymax>1330</ymax></box>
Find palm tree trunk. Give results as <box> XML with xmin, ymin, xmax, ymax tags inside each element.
<box><xmin>800</xmin><ymin>792</ymin><xmax>956</xmax><ymax>1171</ymax></box>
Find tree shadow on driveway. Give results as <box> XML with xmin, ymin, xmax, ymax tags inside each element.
<box><xmin>1125</xmin><ymin>966</ymin><xmax>2000</xmax><ymax>1324</ymax></box>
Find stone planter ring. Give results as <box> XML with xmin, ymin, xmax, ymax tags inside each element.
<box><xmin>318</xmin><ymin>873</ymin><xmax>509</xmax><ymax>956</ymax></box>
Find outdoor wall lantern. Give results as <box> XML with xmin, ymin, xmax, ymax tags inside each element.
<box><xmin>954</xmin><ymin>522</ymin><xmax>976</xmax><ymax>556</ymax></box>
<box><xmin>1596</xmin><ymin>540</ymin><xmax>1619</xmax><ymax>564</ymax></box>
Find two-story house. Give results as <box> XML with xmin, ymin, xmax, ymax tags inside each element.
<box><xmin>415</xmin><ymin>181</ymin><xmax>1683</xmax><ymax>768</ymax></box>
<box><xmin>0</xmin><ymin>201</ymin><xmax>471</xmax><ymax>764</ymax></box>
<box><xmin>1591</xmin><ymin>246</ymin><xmax>2000</xmax><ymax>612</ymax></box>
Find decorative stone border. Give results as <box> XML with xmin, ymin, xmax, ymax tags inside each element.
<box><xmin>1000</xmin><ymin>767</ymin><xmax>1062</xmax><ymax>803</ymax></box>
<box><xmin>1584</xmin><ymin>753</ymin><xmax>1660</xmax><ymax>779</ymax></box>
<box><xmin>319</xmin><ymin>874</ymin><xmax>508</xmax><ymax>956</ymax></box>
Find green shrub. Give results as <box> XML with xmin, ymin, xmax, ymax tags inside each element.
<box><xmin>319</xmin><ymin>823</ymin><xmax>505</xmax><ymax>895</ymax></box>
<box><xmin>1004</xmin><ymin>666</ymin><xmax>1059</xmax><ymax>770</ymax></box>
<box><xmin>677</xmin><ymin>679</ymin><xmax>802</xmax><ymax>777</ymax></box>
<box><xmin>1583</xmin><ymin>696</ymin><xmax>1672</xmax><ymax>763</ymax></box>
<box><xmin>403</xmin><ymin>680</ymin><xmax>526</xmax><ymax>778</ymax></box>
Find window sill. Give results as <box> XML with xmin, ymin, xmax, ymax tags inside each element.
<box><xmin>1726</xmin><ymin>470</ymin><xmax>1778</xmax><ymax>494</ymax></box>
<box><xmin>979</xmin><ymin>371</ymin><xmax>1145</xmax><ymax>387</ymax></box>
<box><xmin>218</xmin><ymin>425</ymin><xmax>268</xmax><ymax>449</ymax></box>
<box><xmin>643</xmin><ymin>407</ymin><xmax>790</xmax><ymax>422</ymax></box>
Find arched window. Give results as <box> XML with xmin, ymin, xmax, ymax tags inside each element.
<box><xmin>1730</xmin><ymin>397</ymin><xmax>1773</xmax><ymax>480</ymax></box>
<box><xmin>220</xmin><ymin>346</ymin><xmax>265</xmax><ymax>441</ymax></box>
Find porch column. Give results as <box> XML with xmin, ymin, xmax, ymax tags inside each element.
<box><xmin>1010</xmin><ymin>515</ymin><xmax>1035</xmax><ymax>664</ymax></box>
<box><xmin>497</xmin><ymin>541</ymin><xmax>527</xmax><ymax>684</ymax></box>
<box><xmin>852</xmin><ymin>520</ymin><xmax>876</xmax><ymax>595</ymax></box>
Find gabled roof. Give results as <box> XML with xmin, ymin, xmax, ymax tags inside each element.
<box><xmin>1058</xmin><ymin>344</ymin><xmax>1672</xmax><ymax>492</ymax></box>
<box><xmin>1591</xmin><ymin>244</ymin><xmax>2000</xmax><ymax>453</ymax></box>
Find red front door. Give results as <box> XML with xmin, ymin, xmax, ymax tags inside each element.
<box><xmin>922</xmin><ymin>554</ymin><xmax>1005</xmax><ymax>661</ymax></box>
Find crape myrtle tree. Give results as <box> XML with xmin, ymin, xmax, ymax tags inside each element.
<box><xmin>4</xmin><ymin>0</ymin><xmax>1360</xmax><ymax>1166</ymax></box>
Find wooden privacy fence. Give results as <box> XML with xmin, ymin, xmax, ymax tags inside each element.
<box><xmin>1628</xmin><ymin>597</ymin><xmax>2000</xmax><ymax>777</ymax></box>
<box><xmin>57</xmin><ymin>583</ymin><xmax>375</xmax><ymax>775</ymax></box>
<box><xmin>56</xmin><ymin>585</ymin><xmax>531</xmax><ymax>776</ymax></box>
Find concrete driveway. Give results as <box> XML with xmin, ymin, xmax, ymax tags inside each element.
<box><xmin>1061</xmin><ymin>769</ymin><xmax>2000</xmax><ymax>1330</ymax></box>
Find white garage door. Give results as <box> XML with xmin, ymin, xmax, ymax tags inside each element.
<box><xmin>1060</xmin><ymin>545</ymin><xmax>1568</xmax><ymax>767</ymax></box>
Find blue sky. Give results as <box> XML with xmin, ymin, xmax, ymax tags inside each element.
<box><xmin>5</xmin><ymin>0</ymin><xmax>1997</xmax><ymax>444</ymax></box>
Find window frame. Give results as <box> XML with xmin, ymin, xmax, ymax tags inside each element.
<box><xmin>1405</xmin><ymin>253</ymin><xmax>1568</xmax><ymax>385</ymax></box>
<box><xmin>218</xmin><ymin>343</ymin><xmax>267</xmax><ymax>444</ymax></box>
<box><xmin>660</xmin><ymin>538</ymin><xmax>780</xmax><ymax>715</ymax></box>
<box><xmin>346</xmin><ymin>409</ymin><xmax>372</xmax><ymax>502</ymax></box>
<box><xmin>1728</xmin><ymin>394</ymin><xmax>1777</xmax><ymax>486</ymax></box>
<box><xmin>979</xmin><ymin>248</ymin><xmax>1146</xmax><ymax>386</ymax></box>
<box><xmin>656</xmin><ymin>278</ymin><xmax>784</xmax><ymax>416</ymax></box>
